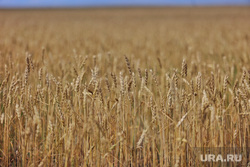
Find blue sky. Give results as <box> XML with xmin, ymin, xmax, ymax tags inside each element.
<box><xmin>0</xmin><ymin>0</ymin><xmax>249</xmax><ymax>8</ymax></box>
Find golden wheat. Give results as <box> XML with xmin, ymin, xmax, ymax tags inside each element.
<box><xmin>0</xmin><ymin>7</ymin><xmax>250</xmax><ymax>167</ymax></box>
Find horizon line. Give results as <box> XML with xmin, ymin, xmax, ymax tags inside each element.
<box><xmin>0</xmin><ymin>3</ymin><xmax>250</xmax><ymax>9</ymax></box>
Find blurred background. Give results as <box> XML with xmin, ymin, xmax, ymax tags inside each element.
<box><xmin>0</xmin><ymin>0</ymin><xmax>249</xmax><ymax>70</ymax></box>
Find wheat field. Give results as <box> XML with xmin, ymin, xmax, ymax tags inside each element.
<box><xmin>0</xmin><ymin>7</ymin><xmax>250</xmax><ymax>166</ymax></box>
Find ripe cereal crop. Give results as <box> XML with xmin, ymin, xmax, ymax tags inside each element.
<box><xmin>0</xmin><ymin>7</ymin><xmax>250</xmax><ymax>166</ymax></box>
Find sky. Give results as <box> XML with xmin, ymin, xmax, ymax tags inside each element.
<box><xmin>0</xmin><ymin>0</ymin><xmax>249</xmax><ymax>8</ymax></box>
